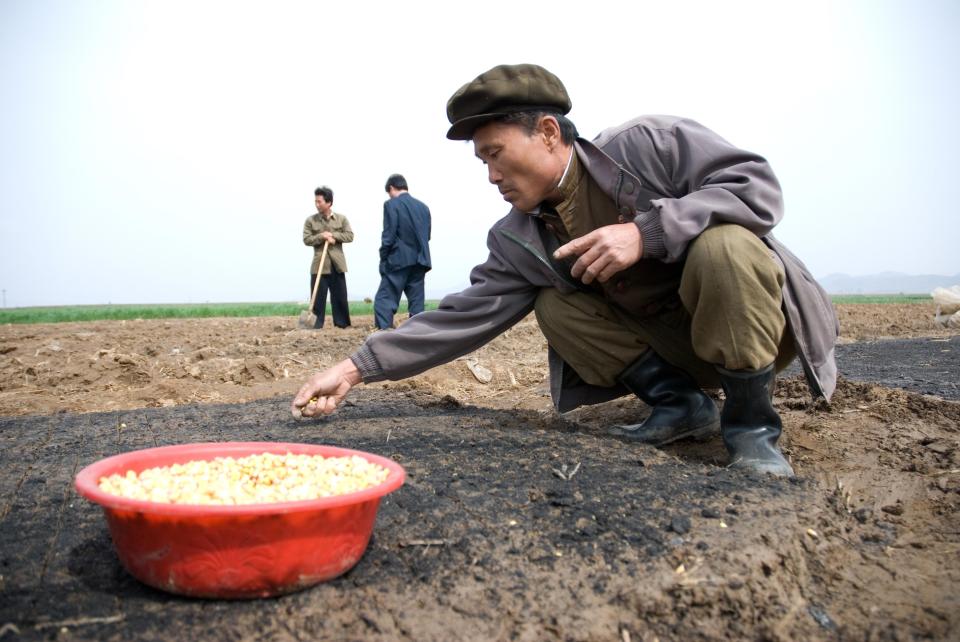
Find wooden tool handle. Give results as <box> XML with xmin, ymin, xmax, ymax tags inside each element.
<box><xmin>308</xmin><ymin>241</ymin><xmax>331</xmax><ymax>310</ymax></box>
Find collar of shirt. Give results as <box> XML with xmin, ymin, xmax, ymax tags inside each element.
<box><xmin>526</xmin><ymin>147</ymin><xmax>574</xmax><ymax>217</ymax></box>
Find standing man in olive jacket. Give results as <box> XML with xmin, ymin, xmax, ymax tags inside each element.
<box><xmin>303</xmin><ymin>186</ymin><xmax>354</xmax><ymax>329</ymax></box>
<box><xmin>292</xmin><ymin>64</ymin><xmax>839</xmax><ymax>479</ymax></box>
<box><xmin>374</xmin><ymin>174</ymin><xmax>432</xmax><ymax>330</ymax></box>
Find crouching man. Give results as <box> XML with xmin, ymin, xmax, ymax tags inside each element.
<box><xmin>292</xmin><ymin>63</ymin><xmax>839</xmax><ymax>478</ymax></box>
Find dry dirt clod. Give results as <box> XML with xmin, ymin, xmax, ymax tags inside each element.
<box><xmin>925</xmin><ymin>440</ymin><xmax>956</xmax><ymax>455</ymax></box>
<box><xmin>881</xmin><ymin>503</ymin><xmax>905</xmax><ymax>516</ymax></box>
<box><xmin>853</xmin><ymin>507</ymin><xmax>873</xmax><ymax>524</ymax></box>
<box><xmin>670</xmin><ymin>515</ymin><xmax>692</xmax><ymax>535</ymax></box>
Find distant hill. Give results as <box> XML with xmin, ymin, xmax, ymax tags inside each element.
<box><xmin>817</xmin><ymin>271</ymin><xmax>960</xmax><ymax>294</ymax></box>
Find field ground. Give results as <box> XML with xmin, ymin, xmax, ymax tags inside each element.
<box><xmin>0</xmin><ymin>302</ymin><xmax>954</xmax><ymax>418</ymax></box>
<box><xmin>0</xmin><ymin>302</ymin><xmax>958</xmax><ymax>640</ymax></box>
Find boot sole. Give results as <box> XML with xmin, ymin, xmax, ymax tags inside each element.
<box><xmin>652</xmin><ymin>421</ymin><xmax>720</xmax><ymax>447</ymax></box>
<box><xmin>610</xmin><ymin>419</ymin><xmax>720</xmax><ymax>447</ymax></box>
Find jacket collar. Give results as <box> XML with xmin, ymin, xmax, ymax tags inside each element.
<box><xmin>507</xmin><ymin>138</ymin><xmax>645</xmax><ymax>220</ymax></box>
<box><xmin>574</xmin><ymin>137</ymin><xmax>644</xmax><ymax>217</ymax></box>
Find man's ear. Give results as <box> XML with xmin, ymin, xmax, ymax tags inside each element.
<box><xmin>538</xmin><ymin>115</ymin><xmax>562</xmax><ymax>150</ymax></box>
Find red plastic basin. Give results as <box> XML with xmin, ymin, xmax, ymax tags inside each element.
<box><xmin>74</xmin><ymin>441</ymin><xmax>405</xmax><ymax>599</ymax></box>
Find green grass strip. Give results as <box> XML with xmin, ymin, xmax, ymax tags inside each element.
<box><xmin>0</xmin><ymin>301</ymin><xmax>441</xmax><ymax>325</ymax></box>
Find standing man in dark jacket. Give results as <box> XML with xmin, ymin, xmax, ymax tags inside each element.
<box><xmin>373</xmin><ymin>174</ymin><xmax>432</xmax><ymax>329</ymax></box>
<box><xmin>292</xmin><ymin>64</ymin><xmax>839</xmax><ymax>479</ymax></box>
<box><xmin>302</xmin><ymin>186</ymin><xmax>354</xmax><ymax>329</ymax></box>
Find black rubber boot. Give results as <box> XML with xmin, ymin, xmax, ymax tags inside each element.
<box><xmin>716</xmin><ymin>364</ymin><xmax>794</xmax><ymax>477</ymax></box>
<box><xmin>608</xmin><ymin>350</ymin><xmax>720</xmax><ymax>446</ymax></box>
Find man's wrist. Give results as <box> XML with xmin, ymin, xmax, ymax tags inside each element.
<box><xmin>337</xmin><ymin>358</ymin><xmax>363</xmax><ymax>386</ymax></box>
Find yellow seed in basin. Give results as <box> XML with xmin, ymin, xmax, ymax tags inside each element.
<box><xmin>97</xmin><ymin>452</ymin><xmax>390</xmax><ymax>505</ymax></box>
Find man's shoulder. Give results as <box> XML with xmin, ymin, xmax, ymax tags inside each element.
<box><xmin>403</xmin><ymin>192</ymin><xmax>429</xmax><ymax>206</ymax></box>
<box><xmin>396</xmin><ymin>193</ymin><xmax>430</xmax><ymax>213</ymax></box>
<box><xmin>592</xmin><ymin>114</ymin><xmax>692</xmax><ymax>146</ymax></box>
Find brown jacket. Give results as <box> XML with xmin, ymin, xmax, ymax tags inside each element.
<box><xmin>303</xmin><ymin>211</ymin><xmax>354</xmax><ymax>275</ymax></box>
<box><xmin>352</xmin><ymin>116</ymin><xmax>839</xmax><ymax>410</ymax></box>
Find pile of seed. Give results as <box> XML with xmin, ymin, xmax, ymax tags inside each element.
<box><xmin>97</xmin><ymin>452</ymin><xmax>390</xmax><ymax>505</ymax></box>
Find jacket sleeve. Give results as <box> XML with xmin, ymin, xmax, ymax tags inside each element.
<box><xmin>351</xmin><ymin>226</ymin><xmax>538</xmax><ymax>382</ymax></box>
<box><xmin>628</xmin><ymin>119</ymin><xmax>784</xmax><ymax>263</ymax></box>
<box><xmin>302</xmin><ymin>219</ymin><xmax>323</xmax><ymax>246</ymax></box>
<box><xmin>333</xmin><ymin>215</ymin><xmax>354</xmax><ymax>244</ymax></box>
<box><xmin>379</xmin><ymin>201</ymin><xmax>398</xmax><ymax>262</ymax></box>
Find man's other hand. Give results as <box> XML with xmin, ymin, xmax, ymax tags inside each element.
<box><xmin>553</xmin><ymin>223</ymin><xmax>643</xmax><ymax>284</ymax></box>
<box><xmin>291</xmin><ymin>358</ymin><xmax>362</xmax><ymax>418</ymax></box>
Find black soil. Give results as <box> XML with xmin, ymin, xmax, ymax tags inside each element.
<box><xmin>0</xmin><ymin>391</ymin><xmax>824</xmax><ymax>641</ymax></box>
<box><xmin>785</xmin><ymin>335</ymin><xmax>960</xmax><ymax>400</ymax></box>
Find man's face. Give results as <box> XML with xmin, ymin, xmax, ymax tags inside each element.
<box><xmin>472</xmin><ymin>120</ymin><xmax>565</xmax><ymax>213</ymax></box>
<box><xmin>315</xmin><ymin>195</ymin><xmax>331</xmax><ymax>215</ymax></box>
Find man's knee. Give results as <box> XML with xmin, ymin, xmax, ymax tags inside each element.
<box><xmin>682</xmin><ymin>224</ymin><xmax>787</xmax><ymax>370</ymax></box>
<box><xmin>688</xmin><ymin>224</ymin><xmax>765</xmax><ymax>266</ymax></box>
<box><xmin>534</xmin><ymin>288</ymin><xmax>651</xmax><ymax>387</ymax></box>
<box><xmin>534</xmin><ymin>288</ymin><xmax>598</xmax><ymax>339</ymax></box>
<box><xmin>680</xmin><ymin>225</ymin><xmax>784</xmax><ymax>304</ymax></box>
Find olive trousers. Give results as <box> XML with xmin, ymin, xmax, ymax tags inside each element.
<box><xmin>534</xmin><ymin>225</ymin><xmax>796</xmax><ymax>389</ymax></box>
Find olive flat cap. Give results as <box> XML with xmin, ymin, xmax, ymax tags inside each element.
<box><xmin>445</xmin><ymin>63</ymin><xmax>571</xmax><ymax>140</ymax></box>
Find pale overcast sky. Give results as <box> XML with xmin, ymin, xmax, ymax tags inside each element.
<box><xmin>1</xmin><ymin>0</ymin><xmax>957</xmax><ymax>307</ymax></box>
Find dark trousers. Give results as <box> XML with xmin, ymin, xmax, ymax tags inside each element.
<box><xmin>374</xmin><ymin>265</ymin><xmax>427</xmax><ymax>329</ymax></box>
<box><xmin>310</xmin><ymin>269</ymin><xmax>351</xmax><ymax>328</ymax></box>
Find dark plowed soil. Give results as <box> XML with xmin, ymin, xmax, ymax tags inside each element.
<box><xmin>780</xmin><ymin>335</ymin><xmax>960</xmax><ymax>400</ymax></box>
<box><xmin>837</xmin><ymin>336</ymin><xmax>958</xmax><ymax>399</ymax></box>
<box><xmin>2</xmin><ymin>382</ymin><xmax>958</xmax><ymax>641</ymax></box>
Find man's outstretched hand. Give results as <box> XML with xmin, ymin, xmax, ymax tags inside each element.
<box><xmin>553</xmin><ymin>222</ymin><xmax>643</xmax><ymax>284</ymax></box>
<box><xmin>291</xmin><ymin>358</ymin><xmax>363</xmax><ymax>418</ymax></box>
